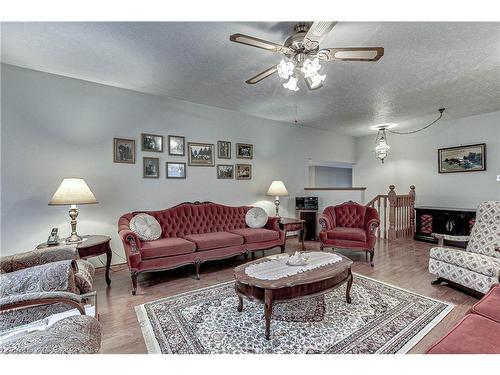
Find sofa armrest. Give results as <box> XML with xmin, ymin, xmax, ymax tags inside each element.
<box><xmin>264</xmin><ymin>217</ymin><xmax>285</xmax><ymax>244</ymax></box>
<box><xmin>265</xmin><ymin>216</ymin><xmax>280</xmax><ymax>231</ymax></box>
<box><xmin>0</xmin><ymin>291</ymin><xmax>85</xmax><ymax>315</ymax></box>
<box><xmin>319</xmin><ymin>215</ymin><xmax>333</xmax><ymax>231</ymax></box>
<box><xmin>118</xmin><ymin>230</ymin><xmax>143</xmax><ymax>269</ymax></box>
<box><xmin>365</xmin><ymin>219</ymin><xmax>380</xmax><ymax>236</ymax></box>
<box><xmin>0</xmin><ymin>245</ymin><xmax>78</xmax><ymax>274</ymax></box>
<box><xmin>432</xmin><ymin>233</ymin><xmax>470</xmax><ymax>247</ymax></box>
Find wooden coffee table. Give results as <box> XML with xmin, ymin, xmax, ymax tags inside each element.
<box><xmin>234</xmin><ymin>252</ymin><xmax>353</xmax><ymax>340</ymax></box>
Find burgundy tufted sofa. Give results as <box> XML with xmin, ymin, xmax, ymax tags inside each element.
<box><xmin>118</xmin><ymin>202</ymin><xmax>285</xmax><ymax>295</ymax></box>
<box><xmin>319</xmin><ymin>201</ymin><xmax>380</xmax><ymax>266</ymax></box>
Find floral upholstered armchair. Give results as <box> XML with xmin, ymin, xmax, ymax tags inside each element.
<box><xmin>0</xmin><ymin>245</ymin><xmax>102</xmax><ymax>353</ymax></box>
<box><xmin>0</xmin><ymin>245</ymin><xmax>95</xmax><ymax>331</ymax></box>
<box><xmin>0</xmin><ymin>315</ymin><xmax>102</xmax><ymax>354</ymax></box>
<box><xmin>429</xmin><ymin>201</ymin><xmax>500</xmax><ymax>295</ymax></box>
<box><xmin>319</xmin><ymin>201</ymin><xmax>380</xmax><ymax>266</ymax></box>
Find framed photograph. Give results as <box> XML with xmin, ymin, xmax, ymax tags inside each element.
<box><xmin>113</xmin><ymin>138</ymin><xmax>135</xmax><ymax>164</ymax></box>
<box><xmin>141</xmin><ymin>133</ymin><xmax>163</xmax><ymax>152</ymax></box>
<box><xmin>168</xmin><ymin>135</ymin><xmax>185</xmax><ymax>156</ymax></box>
<box><xmin>236</xmin><ymin>164</ymin><xmax>252</xmax><ymax>180</ymax></box>
<box><xmin>217</xmin><ymin>164</ymin><xmax>234</xmax><ymax>179</ymax></box>
<box><xmin>188</xmin><ymin>142</ymin><xmax>215</xmax><ymax>166</ymax></box>
<box><xmin>217</xmin><ymin>140</ymin><xmax>231</xmax><ymax>159</ymax></box>
<box><xmin>236</xmin><ymin>143</ymin><xmax>253</xmax><ymax>159</ymax></box>
<box><xmin>438</xmin><ymin>143</ymin><xmax>486</xmax><ymax>173</ymax></box>
<box><xmin>166</xmin><ymin>162</ymin><xmax>186</xmax><ymax>179</ymax></box>
<box><xmin>143</xmin><ymin>157</ymin><xmax>160</xmax><ymax>178</ymax></box>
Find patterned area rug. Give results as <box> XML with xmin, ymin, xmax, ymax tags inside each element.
<box><xmin>135</xmin><ymin>274</ymin><xmax>453</xmax><ymax>354</ymax></box>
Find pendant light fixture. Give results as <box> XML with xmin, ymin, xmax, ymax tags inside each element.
<box><xmin>373</xmin><ymin>109</ymin><xmax>445</xmax><ymax>164</ymax></box>
<box><xmin>374</xmin><ymin>128</ymin><xmax>390</xmax><ymax>163</ymax></box>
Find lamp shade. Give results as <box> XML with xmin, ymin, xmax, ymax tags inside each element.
<box><xmin>267</xmin><ymin>180</ymin><xmax>289</xmax><ymax>196</ymax></box>
<box><xmin>48</xmin><ymin>178</ymin><xmax>97</xmax><ymax>205</ymax></box>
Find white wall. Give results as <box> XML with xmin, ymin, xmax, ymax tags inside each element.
<box><xmin>313</xmin><ymin>166</ymin><xmax>352</xmax><ymax>188</ymax></box>
<box><xmin>0</xmin><ymin>64</ymin><xmax>356</xmax><ymax>261</ymax></box>
<box><xmin>353</xmin><ymin>111</ymin><xmax>500</xmax><ymax>208</ymax></box>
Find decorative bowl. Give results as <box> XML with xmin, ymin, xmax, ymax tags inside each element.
<box><xmin>286</xmin><ymin>252</ymin><xmax>309</xmax><ymax>266</ymax></box>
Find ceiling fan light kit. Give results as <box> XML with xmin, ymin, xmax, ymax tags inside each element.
<box><xmin>230</xmin><ymin>22</ymin><xmax>384</xmax><ymax>92</ymax></box>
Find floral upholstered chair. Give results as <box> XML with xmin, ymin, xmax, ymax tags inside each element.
<box><xmin>0</xmin><ymin>245</ymin><xmax>102</xmax><ymax>353</ymax></box>
<box><xmin>0</xmin><ymin>315</ymin><xmax>102</xmax><ymax>354</ymax></box>
<box><xmin>429</xmin><ymin>201</ymin><xmax>500</xmax><ymax>295</ymax></box>
<box><xmin>0</xmin><ymin>245</ymin><xmax>95</xmax><ymax>331</ymax></box>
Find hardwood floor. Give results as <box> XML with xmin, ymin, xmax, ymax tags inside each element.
<box><xmin>92</xmin><ymin>237</ymin><xmax>479</xmax><ymax>354</ymax></box>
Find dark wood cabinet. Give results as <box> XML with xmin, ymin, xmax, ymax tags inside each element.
<box><xmin>297</xmin><ymin>210</ymin><xmax>317</xmax><ymax>241</ymax></box>
<box><xmin>414</xmin><ymin>206</ymin><xmax>476</xmax><ymax>248</ymax></box>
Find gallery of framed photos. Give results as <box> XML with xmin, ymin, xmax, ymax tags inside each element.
<box><xmin>113</xmin><ymin>134</ymin><xmax>254</xmax><ymax>180</ymax></box>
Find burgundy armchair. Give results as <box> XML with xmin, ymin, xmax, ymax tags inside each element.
<box><xmin>319</xmin><ymin>201</ymin><xmax>380</xmax><ymax>266</ymax></box>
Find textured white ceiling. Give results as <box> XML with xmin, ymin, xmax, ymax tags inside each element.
<box><xmin>1</xmin><ymin>22</ymin><xmax>499</xmax><ymax>136</ymax></box>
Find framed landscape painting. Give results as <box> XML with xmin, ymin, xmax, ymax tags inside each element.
<box><xmin>188</xmin><ymin>142</ymin><xmax>215</xmax><ymax>166</ymax></box>
<box><xmin>141</xmin><ymin>133</ymin><xmax>163</xmax><ymax>152</ymax></box>
<box><xmin>113</xmin><ymin>138</ymin><xmax>135</xmax><ymax>164</ymax></box>
<box><xmin>438</xmin><ymin>143</ymin><xmax>486</xmax><ymax>173</ymax></box>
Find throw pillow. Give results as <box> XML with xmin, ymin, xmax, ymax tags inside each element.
<box><xmin>245</xmin><ymin>207</ymin><xmax>268</xmax><ymax>228</ymax></box>
<box><xmin>130</xmin><ymin>213</ymin><xmax>161</xmax><ymax>241</ymax></box>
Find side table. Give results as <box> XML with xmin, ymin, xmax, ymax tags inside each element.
<box><xmin>37</xmin><ymin>235</ymin><xmax>112</xmax><ymax>285</ymax></box>
<box><xmin>279</xmin><ymin>217</ymin><xmax>306</xmax><ymax>251</ymax></box>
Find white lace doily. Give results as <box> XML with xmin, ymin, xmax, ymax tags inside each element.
<box><xmin>244</xmin><ymin>252</ymin><xmax>342</xmax><ymax>280</ymax></box>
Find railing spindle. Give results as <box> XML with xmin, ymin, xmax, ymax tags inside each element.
<box><xmin>365</xmin><ymin>185</ymin><xmax>416</xmax><ymax>241</ymax></box>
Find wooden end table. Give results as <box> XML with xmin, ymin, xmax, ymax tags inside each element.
<box><xmin>37</xmin><ymin>235</ymin><xmax>112</xmax><ymax>285</ymax></box>
<box><xmin>234</xmin><ymin>252</ymin><xmax>353</xmax><ymax>340</ymax></box>
<box><xmin>279</xmin><ymin>217</ymin><xmax>306</xmax><ymax>251</ymax></box>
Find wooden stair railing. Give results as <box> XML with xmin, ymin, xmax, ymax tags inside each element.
<box><xmin>366</xmin><ymin>185</ymin><xmax>416</xmax><ymax>240</ymax></box>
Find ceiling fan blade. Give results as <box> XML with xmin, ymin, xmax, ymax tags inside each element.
<box><xmin>303</xmin><ymin>22</ymin><xmax>337</xmax><ymax>51</ymax></box>
<box><xmin>318</xmin><ymin>47</ymin><xmax>384</xmax><ymax>62</ymax></box>
<box><xmin>230</xmin><ymin>33</ymin><xmax>293</xmax><ymax>55</ymax></box>
<box><xmin>245</xmin><ymin>66</ymin><xmax>278</xmax><ymax>84</ymax></box>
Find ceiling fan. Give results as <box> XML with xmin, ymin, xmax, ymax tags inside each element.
<box><xmin>229</xmin><ymin>22</ymin><xmax>384</xmax><ymax>91</ymax></box>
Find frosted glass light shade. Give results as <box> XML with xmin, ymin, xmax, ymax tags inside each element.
<box><xmin>277</xmin><ymin>59</ymin><xmax>295</xmax><ymax>79</ymax></box>
<box><xmin>300</xmin><ymin>58</ymin><xmax>322</xmax><ymax>77</ymax></box>
<box><xmin>49</xmin><ymin>178</ymin><xmax>98</xmax><ymax>205</ymax></box>
<box><xmin>267</xmin><ymin>180</ymin><xmax>289</xmax><ymax>196</ymax></box>
<box><xmin>283</xmin><ymin>76</ymin><xmax>299</xmax><ymax>91</ymax></box>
